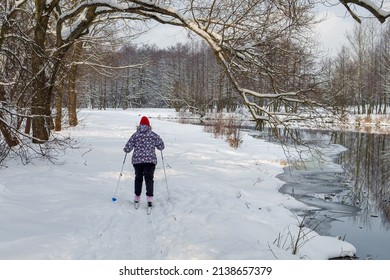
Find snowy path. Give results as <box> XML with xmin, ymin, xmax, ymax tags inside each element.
<box><xmin>79</xmin><ymin>200</ymin><xmax>154</xmax><ymax>259</ymax></box>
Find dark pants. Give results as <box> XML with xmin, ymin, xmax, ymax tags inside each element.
<box><xmin>133</xmin><ymin>163</ymin><xmax>156</xmax><ymax>197</ymax></box>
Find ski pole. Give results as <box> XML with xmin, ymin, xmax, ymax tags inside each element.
<box><xmin>161</xmin><ymin>150</ymin><xmax>171</xmax><ymax>201</ymax></box>
<box><xmin>112</xmin><ymin>153</ymin><xmax>127</xmax><ymax>202</ymax></box>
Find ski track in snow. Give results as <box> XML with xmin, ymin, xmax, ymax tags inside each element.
<box><xmin>79</xmin><ymin>199</ymin><xmax>154</xmax><ymax>260</ymax></box>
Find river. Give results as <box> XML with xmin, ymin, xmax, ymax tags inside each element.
<box><xmin>274</xmin><ymin>129</ymin><xmax>390</xmax><ymax>260</ymax></box>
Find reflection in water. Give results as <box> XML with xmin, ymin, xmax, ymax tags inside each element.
<box><xmin>277</xmin><ymin>129</ymin><xmax>390</xmax><ymax>259</ymax></box>
<box><xmin>331</xmin><ymin>131</ymin><xmax>390</xmax><ymax>229</ymax></box>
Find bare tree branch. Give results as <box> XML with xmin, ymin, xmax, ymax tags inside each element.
<box><xmin>339</xmin><ymin>0</ymin><xmax>390</xmax><ymax>23</ymax></box>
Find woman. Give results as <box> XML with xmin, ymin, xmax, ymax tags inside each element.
<box><xmin>123</xmin><ymin>116</ymin><xmax>165</xmax><ymax>208</ymax></box>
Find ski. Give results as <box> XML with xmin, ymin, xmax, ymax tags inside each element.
<box><xmin>147</xmin><ymin>202</ymin><xmax>153</xmax><ymax>215</ymax></box>
<box><xmin>133</xmin><ymin>201</ymin><xmax>152</xmax><ymax>214</ymax></box>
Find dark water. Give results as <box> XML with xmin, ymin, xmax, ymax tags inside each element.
<box><xmin>275</xmin><ymin>130</ymin><xmax>390</xmax><ymax>260</ymax></box>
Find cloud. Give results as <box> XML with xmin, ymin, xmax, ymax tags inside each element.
<box><xmin>133</xmin><ymin>24</ymin><xmax>190</xmax><ymax>48</ymax></box>
<box><xmin>315</xmin><ymin>8</ymin><xmax>355</xmax><ymax>56</ymax></box>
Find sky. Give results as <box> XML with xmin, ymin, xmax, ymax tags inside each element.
<box><xmin>133</xmin><ymin>23</ymin><xmax>191</xmax><ymax>48</ymax></box>
<box><xmin>132</xmin><ymin>2</ymin><xmax>358</xmax><ymax>56</ymax></box>
<box><xmin>315</xmin><ymin>3</ymin><xmax>356</xmax><ymax>56</ymax></box>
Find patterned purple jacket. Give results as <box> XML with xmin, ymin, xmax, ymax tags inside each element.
<box><xmin>123</xmin><ymin>125</ymin><xmax>165</xmax><ymax>165</ymax></box>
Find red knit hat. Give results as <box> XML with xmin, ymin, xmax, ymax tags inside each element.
<box><xmin>140</xmin><ymin>116</ymin><xmax>150</xmax><ymax>126</ymax></box>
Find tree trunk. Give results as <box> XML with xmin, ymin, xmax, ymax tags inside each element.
<box><xmin>0</xmin><ymin>87</ymin><xmax>19</xmax><ymax>147</ymax></box>
<box><xmin>0</xmin><ymin>7</ymin><xmax>19</xmax><ymax>147</ymax></box>
<box><xmin>68</xmin><ymin>42</ymin><xmax>83</xmax><ymax>127</ymax></box>
<box><xmin>31</xmin><ymin>0</ymin><xmax>51</xmax><ymax>143</ymax></box>
<box><xmin>55</xmin><ymin>80</ymin><xmax>64</xmax><ymax>131</ymax></box>
<box><xmin>0</xmin><ymin>116</ymin><xmax>19</xmax><ymax>147</ymax></box>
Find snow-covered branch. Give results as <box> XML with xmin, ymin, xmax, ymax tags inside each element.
<box><xmin>339</xmin><ymin>0</ymin><xmax>390</xmax><ymax>23</ymax></box>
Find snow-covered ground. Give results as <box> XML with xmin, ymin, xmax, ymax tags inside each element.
<box><xmin>0</xmin><ymin>108</ymin><xmax>358</xmax><ymax>261</ymax></box>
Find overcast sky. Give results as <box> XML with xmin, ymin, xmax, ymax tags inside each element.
<box><xmin>132</xmin><ymin>23</ymin><xmax>190</xmax><ymax>48</ymax></box>
<box><xmin>315</xmin><ymin>3</ymin><xmax>356</xmax><ymax>56</ymax></box>
<box><xmin>132</xmin><ymin>3</ymin><xmax>372</xmax><ymax>57</ymax></box>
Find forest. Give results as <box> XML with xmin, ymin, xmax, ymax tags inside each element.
<box><xmin>1</xmin><ymin>0</ymin><xmax>390</xmax><ymax>164</ymax></box>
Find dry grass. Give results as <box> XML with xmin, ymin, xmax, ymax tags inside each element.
<box><xmin>203</xmin><ymin>114</ymin><xmax>243</xmax><ymax>149</ymax></box>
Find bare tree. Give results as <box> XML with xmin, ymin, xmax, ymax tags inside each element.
<box><xmin>325</xmin><ymin>18</ymin><xmax>390</xmax><ymax>115</ymax></box>
<box><xmin>2</xmin><ymin>0</ymin><xmax>390</xmax><ymax>158</ymax></box>
<box><xmin>0</xmin><ymin>1</ymin><xmax>323</xmax><ymax>146</ymax></box>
